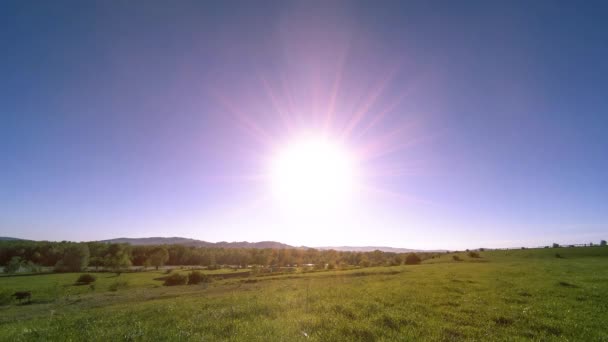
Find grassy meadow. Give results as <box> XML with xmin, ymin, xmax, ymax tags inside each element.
<box><xmin>1</xmin><ymin>247</ymin><xmax>607</xmax><ymax>341</ymax></box>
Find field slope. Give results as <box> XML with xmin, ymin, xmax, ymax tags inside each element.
<box><xmin>1</xmin><ymin>248</ymin><xmax>607</xmax><ymax>341</ymax></box>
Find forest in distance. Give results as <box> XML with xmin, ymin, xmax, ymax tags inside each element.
<box><xmin>3</xmin><ymin>239</ymin><xmax>607</xmax><ymax>275</ymax></box>
<box><xmin>0</xmin><ymin>239</ymin><xmax>438</xmax><ymax>273</ymax></box>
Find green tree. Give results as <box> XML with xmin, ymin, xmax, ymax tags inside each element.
<box><xmin>389</xmin><ymin>255</ymin><xmax>403</xmax><ymax>266</ymax></box>
<box><xmin>55</xmin><ymin>243</ymin><xmax>90</xmax><ymax>272</ymax></box>
<box><xmin>105</xmin><ymin>252</ymin><xmax>132</xmax><ymax>272</ymax></box>
<box><xmin>601</xmin><ymin>240</ymin><xmax>607</xmax><ymax>247</ymax></box>
<box><xmin>148</xmin><ymin>247</ymin><xmax>169</xmax><ymax>270</ymax></box>
<box><xmin>103</xmin><ymin>243</ymin><xmax>132</xmax><ymax>273</ymax></box>
<box><xmin>405</xmin><ymin>253</ymin><xmax>422</xmax><ymax>265</ymax></box>
<box><xmin>4</xmin><ymin>256</ymin><xmax>24</xmax><ymax>274</ymax></box>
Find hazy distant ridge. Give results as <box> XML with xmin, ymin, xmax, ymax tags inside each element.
<box><xmin>0</xmin><ymin>237</ymin><xmax>30</xmax><ymax>241</ymax></box>
<box><xmin>100</xmin><ymin>237</ymin><xmax>295</xmax><ymax>249</ymax></box>
<box><xmin>100</xmin><ymin>237</ymin><xmax>439</xmax><ymax>252</ymax></box>
<box><xmin>316</xmin><ymin>246</ymin><xmax>445</xmax><ymax>253</ymax></box>
<box><xmin>3</xmin><ymin>236</ymin><xmax>438</xmax><ymax>252</ymax></box>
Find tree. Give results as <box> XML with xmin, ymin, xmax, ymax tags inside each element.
<box><xmin>601</xmin><ymin>240</ymin><xmax>607</xmax><ymax>247</ymax></box>
<box><xmin>54</xmin><ymin>244</ymin><xmax>90</xmax><ymax>272</ymax></box>
<box><xmin>552</xmin><ymin>243</ymin><xmax>560</xmax><ymax>248</ymax></box>
<box><xmin>148</xmin><ymin>247</ymin><xmax>169</xmax><ymax>270</ymax></box>
<box><xmin>104</xmin><ymin>244</ymin><xmax>132</xmax><ymax>273</ymax></box>
<box><xmin>405</xmin><ymin>253</ymin><xmax>421</xmax><ymax>265</ymax></box>
<box><xmin>105</xmin><ymin>252</ymin><xmax>132</xmax><ymax>273</ymax></box>
<box><xmin>4</xmin><ymin>256</ymin><xmax>24</xmax><ymax>274</ymax></box>
<box><xmin>389</xmin><ymin>255</ymin><xmax>402</xmax><ymax>266</ymax></box>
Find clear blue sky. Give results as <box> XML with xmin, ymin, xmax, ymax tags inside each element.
<box><xmin>1</xmin><ymin>1</ymin><xmax>607</xmax><ymax>249</ymax></box>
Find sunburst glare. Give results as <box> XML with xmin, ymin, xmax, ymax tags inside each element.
<box><xmin>269</xmin><ymin>134</ymin><xmax>359</xmax><ymax>211</ymax></box>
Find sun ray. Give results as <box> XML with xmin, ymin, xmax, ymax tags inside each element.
<box><xmin>358</xmin><ymin>184</ymin><xmax>433</xmax><ymax>205</ymax></box>
<box><xmin>340</xmin><ymin>64</ymin><xmax>401</xmax><ymax>140</ymax></box>
<box><xmin>323</xmin><ymin>45</ymin><xmax>350</xmax><ymax>134</ymax></box>
<box><xmin>211</xmin><ymin>90</ymin><xmax>277</xmax><ymax>148</ymax></box>
<box><xmin>356</xmin><ymin>121</ymin><xmax>417</xmax><ymax>161</ymax></box>
<box><xmin>259</xmin><ymin>74</ymin><xmax>294</xmax><ymax>134</ymax></box>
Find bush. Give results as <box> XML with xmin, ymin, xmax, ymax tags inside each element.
<box><xmin>389</xmin><ymin>257</ymin><xmax>402</xmax><ymax>266</ymax></box>
<box><xmin>109</xmin><ymin>280</ymin><xmax>129</xmax><ymax>292</ymax></box>
<box><xmin>405</xmin><ymin>253</ymin><xmax>421</xmax><ymax>265</ymax></box>
<box><xmin>164</xmin><ymin>269</ymin><xmax>173</xmax><ymax>274</ymax></box>
<box><xmin>4</xmin><ymin>256</ymin><xmax>24</xmax><ymax>274</ymax></box>
<box><xmin>76</xmin><ymin>274</ymin><xmax>96</xmax><ymax>284</ymax></box>
<box><xmin>0</xmin><ymin>290</ymin><xmax>13</xmax><ymax>305</ymax></box>
<box><xmin>452</xmin><ymin>255</ymin><xmax>462</xmax><ymax>261</ymax></box>
<box><xmin>54</xmin><ymin>243</ymin><xmax>90</xmax><ymax>272</ymax></box>
<box><xmin>187</xmin><ymin>271</ymin><xmax>210</xmax><ymax>285</ymax></box>
<box><xmin>24</xmin><ymin>262</ymin><xmax>42</xmax><ymax>273</ymax></box>
<box><xmin>164</xmin><ymin>273</ymin><xmax>187</xmax><ymax>286</ymax></box>
<box><xmin>468</xmin><ymin>251</ymin><xmax>480</xmax><ymax>258</ymax></box>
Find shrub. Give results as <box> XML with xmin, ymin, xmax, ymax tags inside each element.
<box><xmin>4</xmin><ymin>256</ymin><xmax>24</xmax><ymax>274</ymax></box>
<box><xmin>452</xmin><ymin>255</ymin><xmax>462</xmax><ymax>262</ymax></box>
<box><xmin>468</xmin><ymin>251</ymin><xmax>480</xmax><ymax>258</ymax></box>
<box><xmin>187</xmin><ymin>271</ymin><xmax>210</xmax><ymax>285</ymax></box>
<box><xmin>164</xmin><ymin>269</ymin><xmax>173</xmax><ymax>274</ymax></box>
<box><xmin>389</xmin><ymin>257</ymin><xmax>402</xmax><ymax>266</ymax></box>
<box><xmin>405</xmin><ymin>253</ymin><xmax>421</xmax><ymax>265</ymax></box>
<box><xmin>164</xmin><ymin>273</ymin><xmax>187</xmax><ymax>286</ymax></box>
<box><xmin>109</xmin><ymin>281</ymin><xmax>129</xmax><ymax>292</ymax></box>
<box><xmin>54</xmin><ymin>243</ymin><xmax>90</xmax><ymax>272</ymax></box>
<box><xmin>12</xmin><ymin>291</ymin><xmax>31</xmax><ymax>303</ymax></box>
<box><xmin>555</xmin><ymin>253</ymin><xmax>564</xmax><ymax>259</ymax></box>
<box><xmin>76</xmin><ymin>274</ymin><xmax>96</xmax><ymax>284</ymax></box>
<box><xmin>24</xmin><ymin>262</ymin><xmax>42</xmax><ymax>273</ymax></box>
<box><xmin>0</xmin><ymin>290</ymin><xmax>13</xmax><ymax>305</ymax></box>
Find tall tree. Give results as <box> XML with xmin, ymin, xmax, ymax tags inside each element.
<box><xmin>54</xmin><ymin>243</ymin><xmax>90</xmax><ymax>272</ymax></box>
<box><xmin>148</xmin><ymin>247</ymin><xmax>169</xmax><ymax>270</ymax></box>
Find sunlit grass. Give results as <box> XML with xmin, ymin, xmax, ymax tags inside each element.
<box><xmin>1</xmin><ymin>248</ymin><xmax>607</xmax><ymax>341</ymax></box>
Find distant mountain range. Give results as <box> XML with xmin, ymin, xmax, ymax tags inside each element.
<box><xmin>100</xmin><ymin>237</ymin><xmax>295</xmax><ymax>249</ymax></box>
<box><xmin>317</xmin><ymin>246</ymin><xmax>423</xmax><ymax>253</ymax></box>
<box><xmin>0</xmin><ymin>237</ymin><xmax>31</xmax><ymax>241</ymax></box>
<box><xmin>100</xmin><ymin>238</ymin><xmax>440</xmax><ymax>252</ymax></box>
<box><xmin>1</xmin><ymin>236</ymin><xmax>441</xmax><ymax>252</ymax></box>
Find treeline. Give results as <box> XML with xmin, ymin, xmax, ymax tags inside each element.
<box><xmin>0</xmin><ymin>240</ymin><xmax>431</xmax><ymax>273</ymax></box>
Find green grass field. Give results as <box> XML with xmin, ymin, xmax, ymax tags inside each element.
<box><xmin>1</xmin><ymin>248</ymin><xmax>607</xmax><ymax>341</ymax></box>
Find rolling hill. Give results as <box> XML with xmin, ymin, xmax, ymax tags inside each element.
<box><xmin>100</xmin><ymin>237</ymin><xmax>295</xmax><ymax>249</ymax></box>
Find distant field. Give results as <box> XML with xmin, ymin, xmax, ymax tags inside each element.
<box><xmin>1</xmin><ymin>248</ymin><xmax>607</xmax><ymax>341</ymax></box>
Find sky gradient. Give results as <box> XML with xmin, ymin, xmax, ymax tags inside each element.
<box><xmin>1</xmin><ymin>1</ymin><xmax>607</xmax><ymax>249</ymax></box>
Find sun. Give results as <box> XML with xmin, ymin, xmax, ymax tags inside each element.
<box><xmin>269</xmin><ymin>135</ymin><xmax>359</xmax><ymax>210</ymax></box>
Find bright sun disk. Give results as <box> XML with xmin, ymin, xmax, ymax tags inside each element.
<box><xmin>270</xmin><ymin>136</ymin><xmax>358</xmax><ymax>209</ymax></box>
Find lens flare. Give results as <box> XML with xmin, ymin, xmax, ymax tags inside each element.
<box><xmin>270</xmin><ymin>136</ymin><xmax>358</xmax><ymax>209</ymax></box>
